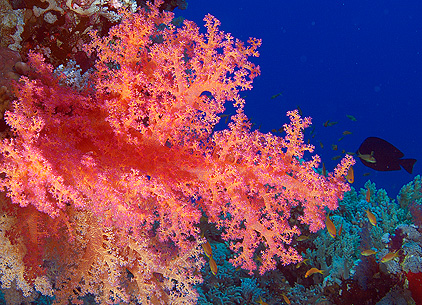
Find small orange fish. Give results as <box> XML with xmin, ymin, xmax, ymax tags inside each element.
<box><xmin>338</xmin><ymin>222</ymin><xmax>343</xmax><ymax>236</ymax></box>
<box><xmin>297</xmin><ymin>235</ymin><xmax>310</xmax><ymax>241</ymax></box>
<box><xmin>319</xmin><ymin>141</ymin><xmax>324</xmax><ymax>149</ymax></box>
<box><xmin>366</xmin><ymin>188</ymin><xmax>371</xmax><ymax>203</ymax></box>
<box><xmin>257</xmin><ymin>296</ymin><xmax>268</xmax><ymax>305</ymax></box>
<box><xmin>342</xmin><ymin>130</ymin><xmax>352</xmax><ymax>135</ymax></box>
<box><xmin>363</xmin><ymin>172</ymin><xmax>370</xmax><ymax>177</ymax></box>
<box><xmin>323</xmin><ymin>120</ymin><xmax>329</xmax><ymax>127</ymax></box>
<box><xmin>305</xmin><ymin>267</ymin><xmax>324</xmax><ymax>278</ymax></box>
<box><xmin>296</xmin><ymin>258</ymin><xmax>310</xmax><ymax>269</ymax></box>
<box><xmin>209</xmin><ymin>257</ymin><xmax>218</xmax><ymax>275</ymax></box>
<box><xmin>325</xmin><ymin>214</ymin><xmax>336</xmax><ymax>238</ymax></box>
<box><xmin>271</xmin><ymin>92</ymin><xmax>283</xmax><ymax>99</ymax></box>
<box><xmin>282</xmin><ymin>293</ymin><xmax>291</xmax><ymax>304</ymax></box>
<box><xmin>361</xmin><ymin>249</ymin><xmax>377</xmax><ymax>256</ymax></box>
<box><xmin>346</xmin><ymin>165</ymin><xmax>354</xmax><ymax>183</ymax></box>
<box><xmin>381</xmin><ymin>250</ymin><xmax>399</xmax><ymax>263</ymax></box>
<box><xmin>366</xmin><ymin>209</ymin><xmax>377</xmax><ymax>226</ymax></box>
<box><xmin>327</xmin><ymin>121</ymin><xmax>338</xmax><ymax>127</ymax></box>
<box><xmin>332</xmin><ymin>155</ymin><xmax>342</xmax><ymax>160</ymax></box>
<box><xmin>332</xmin><ymin>144</ymin><xmax>338</xmax><ymax>151</ymax></box>
<box><xmin>201</xmin><ymin>240</ymin><xmax>213</xmax><ymax>258</ymax></box>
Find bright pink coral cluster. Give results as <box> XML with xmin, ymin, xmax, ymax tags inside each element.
<box><xmin>0</xmin><ymin>1</ymin><xmax>354</xmax><ymax>302</ymax></box>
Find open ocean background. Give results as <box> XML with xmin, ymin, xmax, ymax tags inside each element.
<box><xmin>175</xmin><ymin>0</ymin><xmax>422</xmax><ymax>198</ymax></box>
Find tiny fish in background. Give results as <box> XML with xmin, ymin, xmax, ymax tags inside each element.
<box><xmin>270</xmin><ymin>92</ymin><xmax>283</xmax><ymax>99</ymax></box>
<box><xmin>346</xmin><ymin>114</ymin><xmax>357</xmax><ymax>121</ymax></box>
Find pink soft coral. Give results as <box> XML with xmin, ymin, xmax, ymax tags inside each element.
<box><xmin>0</xmin><ymin>3</ymin><xmax>353</xmax><ymax>302</ymax></box>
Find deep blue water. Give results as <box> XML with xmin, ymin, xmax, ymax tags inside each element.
<box><xmin>175</xmin><ymin>1</ymin><xmax>422</xmax><ymax>198</ymax></box>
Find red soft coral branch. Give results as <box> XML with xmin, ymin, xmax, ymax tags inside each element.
<box><xmin>0</xmin><ymin>1</ymin><xmax>354</xmax><ymax>290</ymax></box>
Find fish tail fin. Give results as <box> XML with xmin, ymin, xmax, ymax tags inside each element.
<box><xmin>399</xmin><ymin>158</ymin><xmax>417</xmax><ymax>174</ymax></box>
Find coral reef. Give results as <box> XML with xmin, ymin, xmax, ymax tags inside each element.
<box><xmin>0</xmin><ymin>1</ymin><xmax>353</xmax><ymax>303</ymax></box>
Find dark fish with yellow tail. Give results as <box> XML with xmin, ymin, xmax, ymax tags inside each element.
<box><xmin>357</xmin><ymin>137</ymin><xmax>416</xmax><ymax>173</ymax></box>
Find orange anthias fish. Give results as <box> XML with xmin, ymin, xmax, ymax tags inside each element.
<box><xmin>346</xmin><ymin>165</ymin><xmax>354</xmax><ymax>183</ymax></box>
<box><xmin>305</xmin><ymin>267</ymin><xmax>324</xmax><ymax>278</ymax></box>
<box><xmin>338</xmin><ymin>222</ymin><xmax>343</xmax><ymax>236</ymax></box>
<box><xmin>201</xmin><ymin>240</ymin><xmax>213</xmax><ymax>258</ymax></box>
<box><xmin>282</xmin><ymin>293</ymin><xmax>291</xmax><ymax>304</ymax></box>
<box><xmin>342</xmin><ymin>130</ymin><xmax>352</xmax><ymax>135</ymax></box>
<box><xmin>381</xmin><ymin>250</ymin><xmax>400</xmax><ymax>263</ymax></box>
<box><xmin>366</xmin><ymin>188</ymin><xmax>371</xmax><ymax>203</ymax></box>
<box><xmin>361</xmin><ymin>249</ymin><xmax>378</xmax><ymax>256</ymax></box>
<box><xmin>325</xmin><ymin>214</ymin><xmax>336</xmax><ymax>238</ymax></box>
<box><xmin>296</xmin><ymin>258</ymin><xmax>310</xmax><ymax>269</ymax></box>
<box><xmin>297</xmin><ymin>235</ymin><xmax>310</xmax><ymax>242</ymax></box>
<box><xmin>322</xmin><ymin>162</ymin><xmax>327</xmax><ymax>177</ymax></box>
<box><xmin>366</xmin><ymin>209</ymin><xmax>377</xmax><ymax>226</ymax></box>
<box><xmin>209</xmin><ymin>257</ymin><xmax>218</xmax><ymax>275</ymax></box>
<box><xmin>346</xmin><ymin>114</ymin><xmax>357</xmax><ymax>121</ymax></box>
<box><xmin>257</xmin><ymin>296</ymin><xmax>268</xmax><ymax>305</ymax></box>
